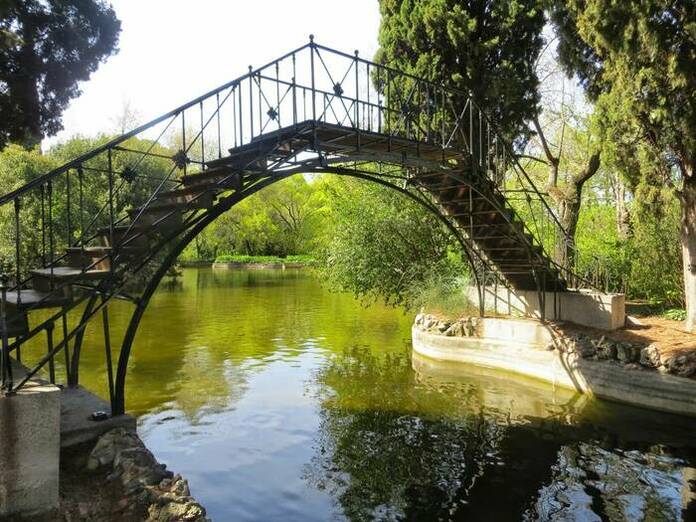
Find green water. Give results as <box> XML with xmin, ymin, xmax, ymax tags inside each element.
<box><xmin>42</xmin><ymin>269</ymin><xmax>696</xmax><ymax>519</ymax></box>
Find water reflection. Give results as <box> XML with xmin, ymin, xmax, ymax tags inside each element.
<box><xmin>306</xmin><ymin>346</ymin><xmax>696</xmax><ymax>520</ymax></box>
<box><xmin>41</xmin><ymin>268</ymin><xmax>696</xmax><ymax>520</ymax></box>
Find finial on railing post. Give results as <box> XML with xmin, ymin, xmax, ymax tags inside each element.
<box><xmin>0</xmin><ymin>272</ymin><xmax>13</xmax><ymax>393</ymax></box>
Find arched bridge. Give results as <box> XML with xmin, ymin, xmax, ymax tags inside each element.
<box><xmin>0</xmin><ymin>39</ymin><xmax>599</xmax><ymax>415</ymax></box>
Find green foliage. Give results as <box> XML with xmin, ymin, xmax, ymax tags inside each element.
<box><xmin>0</xmin><ymin>144</ymin><xmax>58</xmax><ymax>272</ymax></box>
<box><xmin>552</xmin><ymin>0</ymin><xmax>695</xmax><ymax>327</ymax></box>
<box><xmin>376</xmin><ymin>0</ymin><xmax>546</xmax><ymax>142</ymax></box>
<box><xmin>213</xmin><ymin>254</ymin><xmax>314</xmax><ymax>265</ymax></box>
<box><xmin>408</xmin><ymin>268</ymin><xmax>476</xmax><ymax>317</ymax></box>
<box><xmin>625</xmin><ymin>185</ymin><xmax>683</xmax><ymax>306</ymax></box>
<box><xmin>663</xmin><ymin>309</ymin><xmax>687</xmax><ymax>321</ymax></box>
<box><xmin>181</xmin><ymin>175</ymin><xmax>326</xmax><ymax>261</ymax></box>
<box><xmin>0</xmin><ymin>1</ymin><xmax>121</xmax><ymax>148</ymax></box>
<box><xmin>315</xmin><ymin>176</ymin><xmax>469</xmax><ymax>310</ymax></box>
<box><xmin>551</xmin><ymin>0</ymin><xmax>695</xmax><ymax>175</ymax></box>
<box><xmin>574</xmin><ymin>204</ymin><xmax>630</xmax><ymax>292</ymax></box>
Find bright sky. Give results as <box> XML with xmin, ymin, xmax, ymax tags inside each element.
<box><xmin>47</xmin><ymin>0</ymin><xmax>381</xmax><ymax>146</ymax></box>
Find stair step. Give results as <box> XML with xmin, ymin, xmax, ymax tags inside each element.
<box><xmin>3</xmin><ymin>289</ymin><xmax>71</xmax><ymax>310</ymax></box>
<box><xmin>65</xmin><ymin>246</ymin><xmax>140</xmax><ymax>270</ymax></box>
<box><xmin>97</xmin><ymin>224</ymin><xmax>150</xmax><ymax>249</ymax></box>
<box><xmin>30</xmin><ymin>267</ymin><xmax>110</xmax><ymax>293</ymax></box>
<box><xmin>155</xmin><ymin>187</ymin><xmax>215</xmax><ymax>209</ymax></box>
<box><xmin>181</xmin><ymin>169</ymin><xmax>243</xmax><ymax>189</ymax></box>
<box><xmin>127</xmin><ymin>205</ymin><xmax>183</xmax><ymax>229</ymax></box>
<box><xmin>449</xmin><ymin>209</ymin><xmax>513</xmax><ymax>218</ymax></box>
<box><xmin>473</xmin><ymin>234</ymin><xmax>529</xmax><ymax>242</ymax></box>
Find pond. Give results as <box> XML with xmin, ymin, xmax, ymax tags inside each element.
<box><xmin>71</xmin><ymin>268</ymin><xmax>696</xmax><ymax>520</ymax></box>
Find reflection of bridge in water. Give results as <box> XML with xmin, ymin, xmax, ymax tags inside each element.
<box><xmin>1</xmin><ymin>38</ymin><xmax>603</xmax><ymax>416</ymax></box>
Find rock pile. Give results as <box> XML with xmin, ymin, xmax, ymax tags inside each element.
<box><xmin>414</xmin><ymin>313</ymin><xmax>480</xmax><ymax>337</ymax></box>
<box><xmin>550</xmin><ymin>333</ymin><xmax>696</xmax><ymax>378</ymax></box>
<box><xmin>87</xmin><ymin>428</ymin><xmax>209</xmax><ymax>521</ymax></box>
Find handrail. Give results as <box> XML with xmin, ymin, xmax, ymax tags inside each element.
<box><xmin>0</xmin><ymin>41</ymin><xmax>312</xmax><ymax>207</ymax></box>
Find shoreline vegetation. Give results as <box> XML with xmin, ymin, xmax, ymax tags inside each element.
<box><xmin>208</xmin><ymin>254</ymin><xmax>314</xmax><ymax>269</ymax></box>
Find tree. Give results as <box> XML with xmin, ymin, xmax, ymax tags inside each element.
<box><xmin>315</xmin><ymin>176</ymin><xmax>466</xmax><ymax>309</ymax></box>
<box><xmin>529</xmin><ymin>58</ymin><xmax>602</xmax><ymax>271</ymax></box>
<box><xmin>551</xmin><ymin>0</ymin><xmax>696</xmax><ymax>330</ymax></box>
<box><xmin>375</xmin><ymin>0</ymin><xmax>546</xmax><ymax>142</ymax></box>
<box><xmin>0</xmin><ymin>0</ymin><xmax>121</xmax><ymax>148</ymax></box>
<box><xmin>111</xmin><ymin>98</ymin><xmax>141</xmax><ymax>135</ymax></box>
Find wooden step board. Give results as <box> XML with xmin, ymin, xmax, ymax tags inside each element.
<box><xmin>65</xmin><ymin>246</ymin><xmax>140</xmax><ymax>271</ymax></box>
<box><xmin>3</xmin><ymin>289</ymin><xmax>71</xmax><ymax>310</ymax></box>
<box><xmin>156</xmin><ymin>186</ymin><xmax>217</xmax><ymax>208</ymax></box>
<box><xmin>181</xmin><ymin>168</ymin><xmax>243</xmax><ymax>189</ymax></box>
<box><xmin>126</xmin><ymin>204</ymin><xmax>183</xmax><ymax>229</ymax></box>
<box><xmin>30</xmin><ymin>267</ymin><xmax>110</xmax><ymax>293</ymax></box>
<box><xmin>97</xmin><ymin>225</ymin><xmax>150</xmax><ymax>249</ymax></box>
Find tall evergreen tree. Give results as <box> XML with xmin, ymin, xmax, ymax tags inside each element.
<box><xmin>375</xmin><ymin>0</ymin><xmax>546</xmax><ymax>143</ymax></box>
<box><xmin>0</xmin><ymin>0</ymin><xmax>121</xmax><ymax>149</ymax></box>
<box><xmin>551</xmin><ymin>0</ymin><xmax>696</xmax><ymax>330</ymax></box>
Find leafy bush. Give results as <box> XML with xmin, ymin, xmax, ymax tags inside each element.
<box><xmin>407</xmin><ymin>269</ymin><xmax>477</xmax><ymax>317</ymax></box>
<box><xmin>662</xmin><ymin>309</ymin><xmax>687</xmax><ymax>321</ymax></box>
<box><xmin>316</xmin><ymin>176</ymin><xmax>472</xmax><ymax>311</ymax></box>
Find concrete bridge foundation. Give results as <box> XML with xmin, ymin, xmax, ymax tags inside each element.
<box><xmin>469</xmin><ymin>286</ymin><xmax>626</xmax><ymax>331</ymax></box>
<box><xmin>0</xmin><ymin>380</ymin><xmax>60</xmax><ymax>518</ymax></box>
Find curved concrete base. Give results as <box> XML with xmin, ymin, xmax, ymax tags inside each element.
<box><xmin>412</xmin><ymin>325</ymin><xmax>696</xmax><ymax>418</ymax></box>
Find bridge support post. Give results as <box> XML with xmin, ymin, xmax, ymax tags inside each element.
<box><xmin>0</xmin><ymin>380</ymin><xmax>60</xmax><ymax>518</ymax></box>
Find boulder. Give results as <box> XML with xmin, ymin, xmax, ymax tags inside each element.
<box><xmin>596</xmin><ymin>341</ymin><xmax>617</xmax><ymax>361</ymax></box>
<box><xmin>436</xmin><ymin>321</ymin><xmax>451</xmax><ymax>333</ymax></box>
<box><xmin>640</xmin><ymin>344</ymin><xmax>661</xmax><ymax>369</ymax></box>
<box><xmin>576</xmin><ymin>338</ymin><xmax>597</xmax><ymax>359</ymax></box>
<box><xmin>665</xmin><ymin>353</ymin><xmax>696</xmax><ymax>378</ymax></box>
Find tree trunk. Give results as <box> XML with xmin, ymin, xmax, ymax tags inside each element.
<box><xmin>549</xmin><ymin>152</ymin><xmax>601</xmax><ymax>279</ymax></box>
<box><xmin>612</xmin><ymin>174</ymin><xmax>630</xmax><ymax>241</ymax></box>
<box><xmin>556</xmin><ymin>191</ymin><xmax>582</xmax><ymax>273</ymax></box>
<box><xmin>681</xmin><ymin>174</ymin><xmax>696</xmax><ymax>332</ymax></box>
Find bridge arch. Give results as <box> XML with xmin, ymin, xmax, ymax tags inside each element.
<box><xmin>107</xmin><ymin>163</ymin><xmax>500</xmax><ymax>415</ymax></box>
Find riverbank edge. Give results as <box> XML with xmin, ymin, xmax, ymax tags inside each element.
<box><xmin>212</xmin><ymin>261</ymin><xmax>306</xmax><ymax>269</ymax></box>
<box><xmin>411</xmin><ymin>318</ymin><xmax>696</xmax><ymax>418</ymax></box>
<box><xmin>56</xmin><ymin>427</ymin><xmax>210</xmax><ymax>521</ymax></box>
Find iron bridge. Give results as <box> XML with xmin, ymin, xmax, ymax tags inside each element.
<box><xmin>0</xmin><ymin>38</ymin><xmax>605</xmax><ymax>415</ymax></box>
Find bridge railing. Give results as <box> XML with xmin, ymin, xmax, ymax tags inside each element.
<box><xmin>0</xmin><ymin>37</ymin><xmax>609</xmax><ymax>395</ymax></box>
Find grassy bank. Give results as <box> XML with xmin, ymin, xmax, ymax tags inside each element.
<box><xmin>213</xmin><ymin>254</ymin><xmax>315</xmax><ymax>266</ymax></box>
